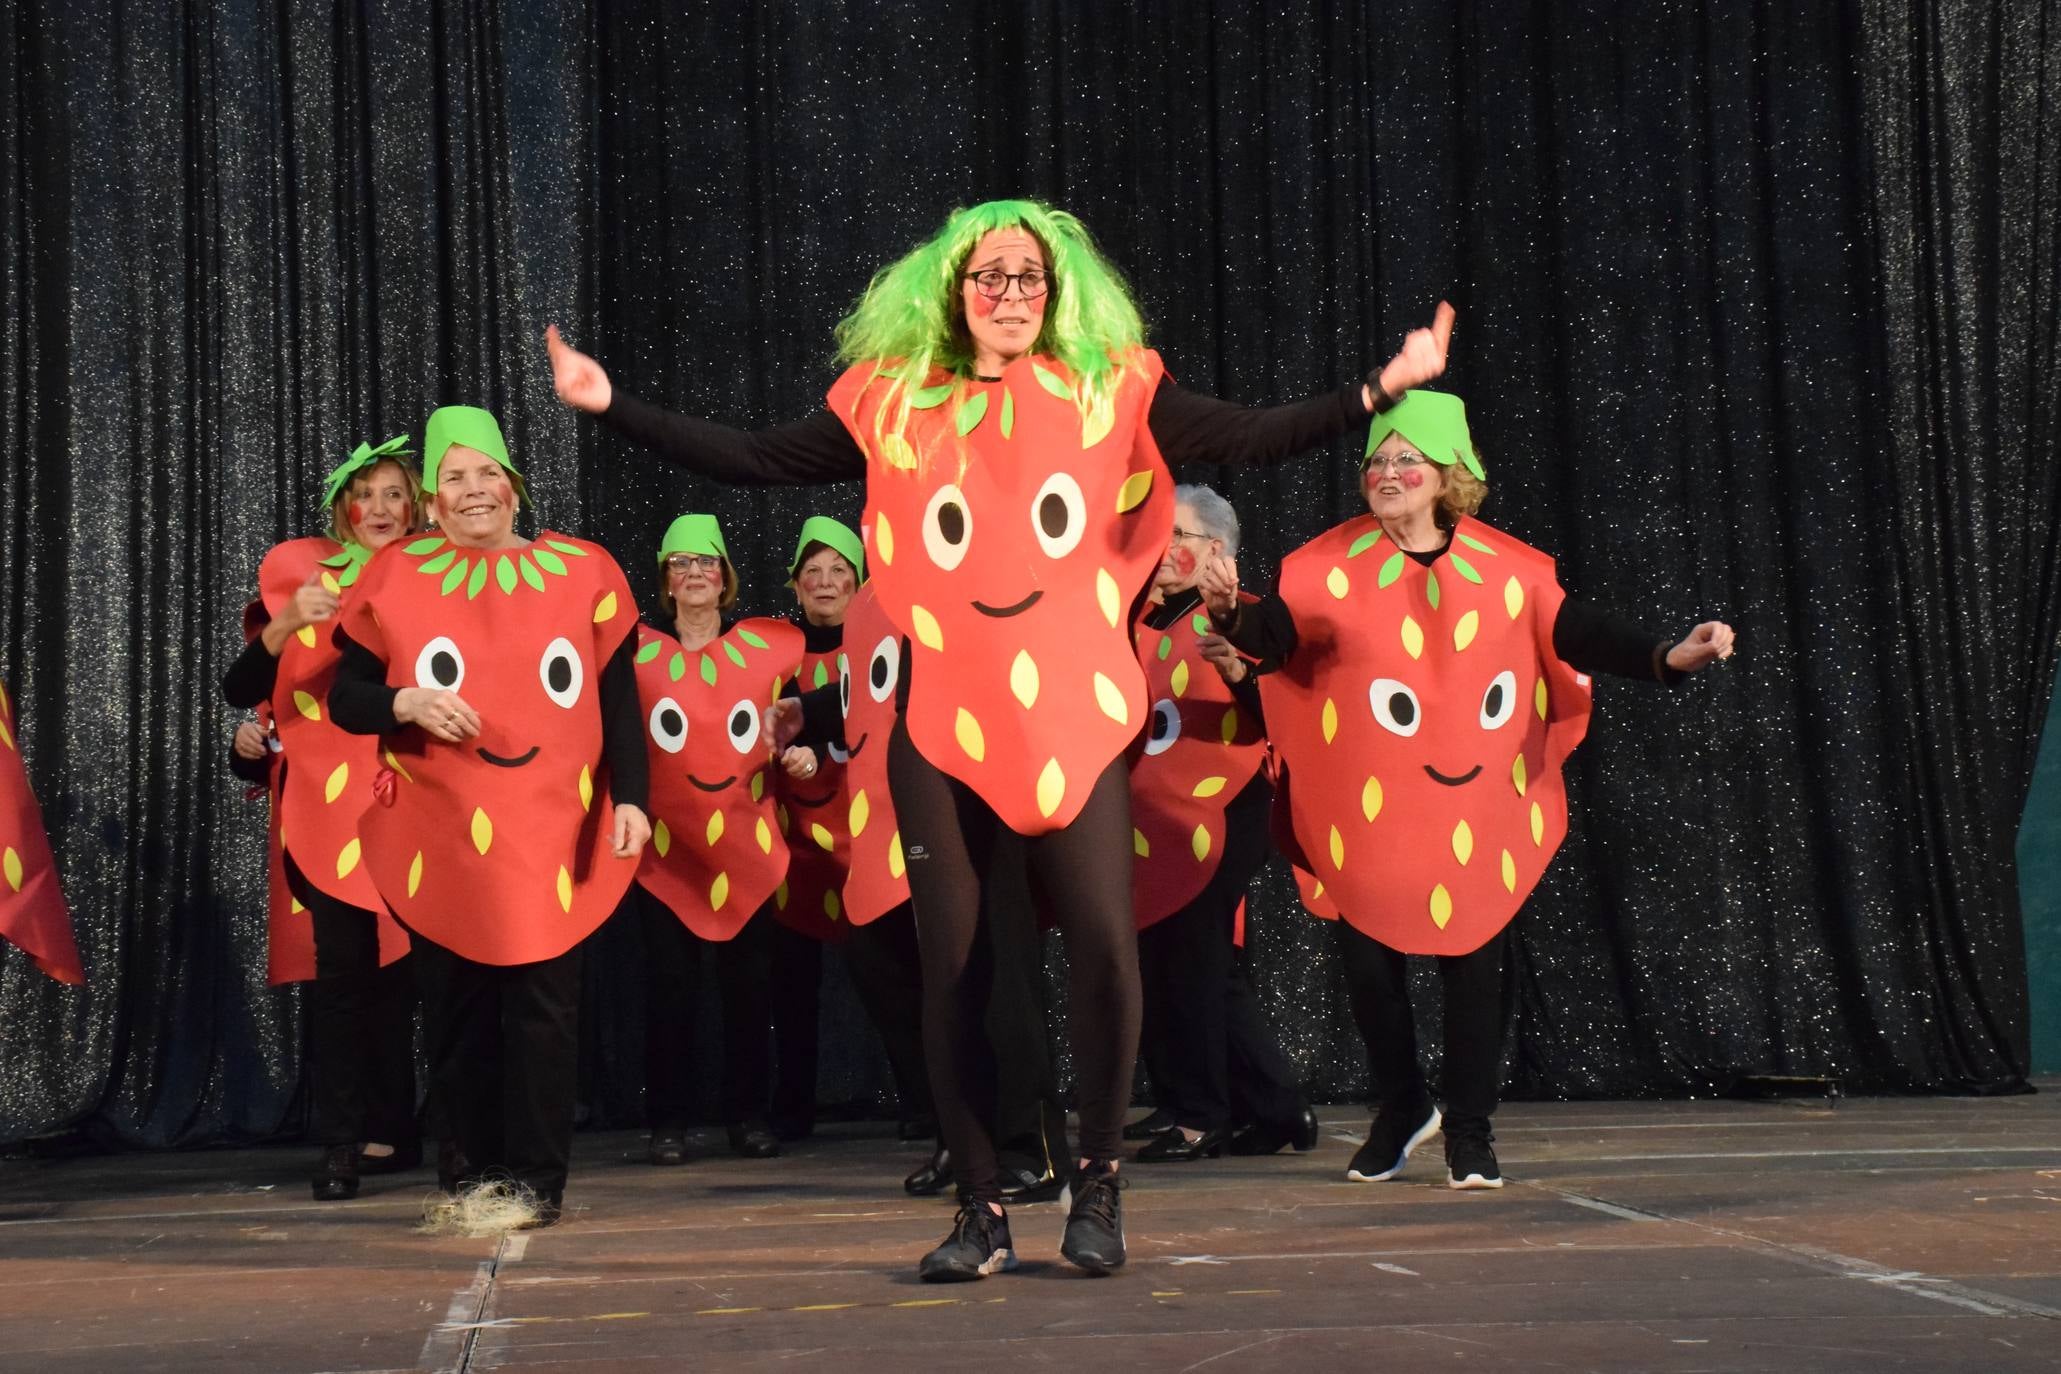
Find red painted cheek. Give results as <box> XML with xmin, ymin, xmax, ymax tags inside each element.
<box><xmin>1170</xmin><ymin>547</ymin><xmax>1197</xmax><ymax>579</ymax></box>
<box><xmin>350</xmin><ymin>499</ymin><xmax>371</xmax><ymax>526</ymax></box>
<box><xmin>970</xmin><ymin>291</ymin><xmax>999</xmax><ymax>319</ymax></box>
<box><xmin>1401</xmin><ymin>468</ymin><xmax>1426</xmax><ymax>489</ymax></box>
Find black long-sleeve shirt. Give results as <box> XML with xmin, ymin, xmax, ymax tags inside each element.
<box><xmin>1215</xmin><ymin>539</ymin><xmax>1687</xmax><ymax>686</ymax></box>
<box><xmin>329</xmin><ymin>628</ymin><xmax>649</xmax><ymax>811</ymax></box>
<box><xmin>221</xmin><ymin>632</ymin><xmax>282</xmax><ymax>708</ymax></box>
<box><xmin>1144</xmin><ymin>586</ymin><xmax>1265</xmax><ymax>722</ymax></box>
<box><xmin>600</xmin><ymin>375</ymin><xmax>1375</xmax><ymax>485</ymax></box>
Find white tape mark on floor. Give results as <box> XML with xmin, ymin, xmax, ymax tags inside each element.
<box><xmin>1556</xmin><ymin>1193</ymin><xmax>1665</xmax><ymax>1223</ymax></box>
<box><xmin>419</xmin><ymin>1259</ymin><xmax>494</xmax><ymax>1372</ymax></box>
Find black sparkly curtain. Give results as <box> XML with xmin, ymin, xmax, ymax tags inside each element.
<box><xmin>2</xmin><ymin>2</ymin><xmax>2054</xmax><ymax>1146</ymax></box>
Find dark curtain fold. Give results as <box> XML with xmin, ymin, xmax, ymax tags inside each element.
<box><xmin>1</xmin><ymin>0</ymin><xmax>2053</xmax><ymax>1146</ymax></box>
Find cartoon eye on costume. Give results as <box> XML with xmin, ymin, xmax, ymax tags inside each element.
<box><xmin>1369</xmin><ymin>678</ymin><xmax>1421</xmax><ymax>737</ymax></box>
<box><xmin>837</xmin><ymin>651</ymin><xmax>852</xmax><ymax>718</ymax></box>
<box><xmin>538</xmin><ymin>637</ymin><xmax>583</xmax><ymax>708</ymax></box>
<box><xmin>1031</xmin><ymin>472</ymin><xmax>1087</xmax><ymax>559</ymax></box>
<box><xmin>923</xmin><ymin>484</ymin><xmax>972</xmax><ymax>570</ymax></box>
<box><xmin>649</xmin><ymin>697</ymin><xmax>688</xmax><ymax>754</ymax></box>
<box><xmin>1479</xmin><ymin>670</ymin><xmax>1518</xmax><ymax>730</ymax></box>
<box><xmin>416</xmin><ymin>636</ymin><xmax>466</xmax><ymax>693</ymax></box>
<box><xmin>1144</xmin><ymin>699</ymin><xmax>1182</xmax><ymax>756</ymax></box>
<box><xmin>827</xmin><ymin>738</ymin><xmax>851</xmax><ymax>763</ymax></box>
<box><xmin>867</xmin><ymin>635</ymin><xmax>901</xmax><ymax>703</ymax></box>
<box><xmin>727</xmin><ymin>699</ymin><xmax>762</xmax><ymax>755</ymax></box>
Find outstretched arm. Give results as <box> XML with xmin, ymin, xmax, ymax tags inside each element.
<box><xmin>1552</xmin><ymin>598</ymin><xmax>1734</xmax><ymax>685</ymax></box>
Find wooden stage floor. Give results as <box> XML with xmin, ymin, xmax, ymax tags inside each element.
<box><xmin>2</xmin><ymin>1087</ymin><xmax>2057</xmax><ymax>1372</ymax></box>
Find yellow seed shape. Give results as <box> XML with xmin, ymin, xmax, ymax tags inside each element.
<box><xmin>1133</xmin><ymin>828</ymin><xmax>1151</xmax><ymax>858</ymax></box>
<box><xmin>1501</xmin><ymin>849</ymin><xmax>1517</xmax><ymax>893</ymax></box>
<box><xmin>911</xmin><ymin>605</ymin><xmax>944</xmax><ymax>652</ymax></box>
<box><xmin>1096</xmin><ymin>567</ymin><xmax>1121</xmax><ymax>627</ymax></box>
<box><xmin>1311</xmin><ymin>881</ymin><xmax>1326</xmax><ymax>901</ymax></box>
<box><xmin>1192</xmin><ymin>776</ymin><xmax>1227</xmax><ymax>799</ymax></box>
<box><xmin>324</xmin><ymin>761</ymin><xmax>349</xmax><ymax>804</ymax></box>
<box><xmin>774</xmin><ymin>881</ymin><xmax>789</xmax><ymax>910</ymax></box>
<box><xmin>1170</xmin><ymin>660</ymin><xmax>1191</xmax><ymax>697</ymax></box>
<box><xmin>2</xmin><ymin>847</ymin><xmax>20</xmax><ymax>892</ymax></box>
<box><xmin>1512</xmin><ymin>753</ymin><xmax>1528</xmax><ymax>796</ymax></box>
<box><xmin>1454</xmin><ymin>610</ymin><xmax>1479</xmax><ymax>651</ymax></box>
<box><xmin>1504</xmin><ymin>576</ymin><xmax>1524</xmax><ymax>619</ymax></box>
<box><xmin>706</xmin><ymin>811</ymin><xmax>725</xmax><ymax>846</ymax></box>
<box><xmin>711</xmin><ymin>872</ymin><xmax>731</xmax><ymax>911</ymax></box>
<box><xmin>889</xmin><ymin>832</ymin><xmax>906</xmax><ymax>879</ymax></box>
<box><xmin>593</xmin><ymin>591</ymin><xmax>618</xmax><ymax>624</ymax></box>
<box><xmin>876</xmin><ymin>511</ymin><xmax>896</xmax><ymax>565</ymax></box>
<box><xmin>1093</xmin><ymin>671</ymin><xmax>1129</xmax><ymax>725</ymax></box>
<box><xmin>407</xmin><ymin>851</ymin><xmax>424</xmax><ymax>898</ymax></box>
<box><xmin>0</xmin><ymin>716</ymin><xmax>12</xmax><ymax>750</ymax></box>
<box><xmin>811</xmin><ymin>822</ymin><xmax>835</xmax><ymax>852</ymax></box>
<box><xmin>1116</xmin><ymin>469</ymin><xmax>1153</xmax><ymax>513</ymax></box>
<box><xmin>755</xmin><ymin>817</ymin><xmax>773</xmax><ymax>854</ymax></box>
<box><xmin>320</xmin><ymin>571</ymin><xmax>341</xmax><ymax>595</ymax></box>
<box><xmin>850</xmin><ymin>789</ymin><xmax>871</xmax><ymax>838</ymax></box>
<box><xmin>556</xmin><ymin>866</ymin><xmax>573</xmax><ymax>912</ymax></box>
<box><xmin>1328</xmin><ymin>825</ymin><xmax>1345</xmax><ymax>871</ymax></box>
<box><xmin>385</xmin><ymin>749</ymin><xmax>414</xmax><ymax>783</ymax></box>
<box><xmin>1530</xmin><ymin>801</ymin><xmax>1545</xmax><ymax>846</ymax></box>
<box><xmin>1535</xmin><ymin>679</ymin><xmax>1549</xmax><ymax>720</ymax></box>
<box><xmin>824</xmin><ymin>890</ymin><xmax>843</xmax><ymax>921</ymax></box>
<box><xmin>955</xmin><ymin>707</ymin><xmax>986</xmax><ymax>762</ymax></box>
<box><xmin>777</xmin><ymin>804</ymin><xmax>790</xmax><ymax>832</ymax></box>
<box><xmin>1361</xmin><ymin>775</ymin><xmax>1383</xmax><ymax>822</ymax></box>
<box><xmin>1036</xmin><ymin>757</ymin><xmax>1066</xmax><ymax>819</ymax></box>
<box><xmin>294</xmin><ymin>690</ymin><xmax>322</xmax><ymax>721</ymax></box>
<box><xmin>1452</xmin><ymin>819</ymin><xmax>1474</xmax><ymax>865</ymax></box>
<box><xmin>336</xmin><ymin>838</ymin><xmax>361</xmax><ymax>880</ymax></box>
<box><xmin>1326</xmin><ymin>566</ymin><xmax>1350</xmax><ymax>599</ymax></box>
<box><xmin>1401</xmin><ymin>617</ymin><xmax>1424</xmax><ymax>660</ymax></box>
<box><xmin>291</xmin><ymin>898</ymin><xmax>305</xmax><ymax>914</ymax></box>
<box><xmin>1010</xmin><ymin>649</ymin><xmax>1040</xmax><ymax>708</ymax></box>
<box><xmin>579</xmin><ymin>765</ymin><xmax>593</xmax><ymax>812</ymax></box>
<box><xmin>1430</xmin><ymin>884</ymin><xmax>1454</xmax><ymax>928</ymax></box>
<box><xmin>1220</xmin><ymin>707</ymin><xmax>1239</xmax><ymax>744</ymax></box>
<box><xmin>1322</xmin><ymin>698</ymin><xmax>1339</xmax><ymax>743</ymax></box>
<box><xmin>296</xmin><ymin>626</ymin><xmax>317</xmax><ymax>649</ymax></box>
<box><xmin>1191</xmin><ymin>825</ymin><xmax>1212</xmax><ymax>861</ymax></box>
<box><xmin>653</xmin><ymin>819</ymin><xmax>672</xmax><ymax>857</ymax></box>
<box><xmin>470</xmin><ymin>807</ymin><xmax>493</xmax><ymax>855</ymax></box>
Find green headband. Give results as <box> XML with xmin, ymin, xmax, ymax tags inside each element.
<box><xmin>320</xmin><ymin>433</ymin><xmax>414</xmax><ymax>512</ymax></box>
<box><xmin>1365</xmin><ymin>390</ymin><xmax>1486</xmax><ymax>482</ymax></box>
<box><xmin>787</xmin><ymin>515</ymin><xmax>865</xmax><ymax>582</ymax></box>
<box><xmin>658</xmin><ymin>512</ymin><xmax>729</xmax><ymax>565</ymax></box>
<box><xmin>422</xmin><ymin>405</ymin><xmax>514</xmax><ymax>488</ymax></box>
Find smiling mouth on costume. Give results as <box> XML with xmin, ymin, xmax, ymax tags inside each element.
<box><xmin>842</xmin><ymin>732</ymin><xmax>869</xmax><ymax>761</ymax></box>
<box><xmin>972</xmin><ymin>589</ymin><xmax>1044</xmax><ymax>618</ymax></box>
<box><xmin>477</xmin><ymin>745</ymin><xmax>540</xmax><ymax>768</ymax></box>
<box><xmin>688</xmin><ymin>774</ymin><xmax>736</xmax><ymax>793</ymax></box>
<box><xmin>1423</xmin><ymin>763</ymin><xmax>1483</xmax><ymax>787</ymax></box>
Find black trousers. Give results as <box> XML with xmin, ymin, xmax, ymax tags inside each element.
<box><xmin>888</xmin><ymin>718</ymin><xmax>1139</xmax><ymax>1203</ymax></box>
<box><xmin>639</xmin><ymin>887</ymin><xmax>787</xmax><ymax>1127</ymax></box>
<box><xmin>409</xmin><ymin>931</ymin><xmax>584</xmax><ymax>1197</ymax></box>
<box><xmin>285</xmin><ymin>851</ymin><xmax>416</xmax><ymax>1149</ymax></box>
<box><xmin>840</xmin><ymin>903</ymin><xmax>933</xmax><ymax>1124</ymax></box>
<box><xmin>1339</xmin><ymin>920</ymin><xmax>1509</xmax><ymax>1126</ymax></box>
<box><xmin>768</xmin><ymin>920</ymin><xmax>823</xmax><ymax>1133</ymax></box>
<box><xmin>1135</xmin><ymin>777</ymin><xmax>1302</xmax><ymax>1133</ymax></box>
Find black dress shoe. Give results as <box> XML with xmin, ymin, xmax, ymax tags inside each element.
<box><xmin>311</xmin><ymin>1143</ymin><xmax>359</xmax><ymax>1201</ymax></box>
<box><xmin>727</xmin><ymin>1122</ymin><xmax>782</xmax><ymax>1159</ymax></box>
<box><xmin>357</xmin><ymin>1141</ymin><xmax>423</xmax><ymax>1175</ymax></box>
<box><xmin>1136</xmin><ymin>1126</ymin><xmax>1229</xmax><ymax>1163</ymax></box>
<box><xmin>1122</xmin><ymin>1108</ymin><xmax>1175</xmax><ymax>1141</ymax></box>
<box><xmin>436</xmin><ymin>1139</ymin><xmax>472</xmax><ymax>1194</ymax></box>
<box><xmin>648</xmin><ymin>1130</ymin><xmax>687</xmax><ymax>1167</ymax></box>
<box><xmin>898</xmin><ymin>1114</ymin><xmax>938</xmax><ymax>1142</ymax></box>
<box><xmin>515</xmin><ymin>1189</ymin><xmax>564</xmax><ymax>1230</ymax></box>
<box><xmin>996</xmin><ymin>1157</ymin><xmax>1066</xmax><ymax>1204</ymax></box>
<box><xmin>905</xmin><ymin>1146</ymin><xmax>953</xmax><ymax>1196</ymax></box>
<box><xmin>1228</xmin><ymin>1103</ymin><xmax>1322</xmax><ymax>1157</ymax></box>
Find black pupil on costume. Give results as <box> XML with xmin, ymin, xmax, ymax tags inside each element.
<box><xmin>1039</xmin><ymin>493</ymin><xmax>1069</xmax><ymax>539</ymax></box>
<box><xmin>730</xmin><ymin>708</ymin><xmax>751</xmax><ymax>738</ymax></box>
<box><xmin>872</xmin><ymin>655</ymin><xmax>891</xmax><ymax>690</ymax></box>
<box><xmin>938</xmin><ymin>503</ymin><xmax>966</xmax><ymax>545</ymax></box>
<box><xmin>546</xmin><ymin>656</ymin><xmax>573</xmax><ymax>693</ymax></box>
<box><xmin>1390</xmin><ymin>693</ymin><xmax>1416</xmax><ymax>727</ymax></box>
<box><xmin>1152</xmin><ymin>708</ymin><xmax>1172</xmax><ymax>740</ymax></box>
<box><xmin>1484</xmin><ymin>683</ymin><xmax>1504</xmax><ymax>717</ymax></box>
<box><xmin>431</xmin><ymin>651</ymin><xmax>458</xmax><ymax>685</ymax></box>
<box><xmin>660</xmin><ymin>708</ymin><xmax>683</xmax><ymax>737</ymax></box>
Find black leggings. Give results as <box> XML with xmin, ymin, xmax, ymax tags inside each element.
<box><xmin>1339</xmin><ymin>920</ymin><xmax>1508</xmax><ymax>1126</ymax></box>
<box><xmin>888</xmin><ymin>718</ymin><xmax>1140</xmax><ymax>1203</ymax></box>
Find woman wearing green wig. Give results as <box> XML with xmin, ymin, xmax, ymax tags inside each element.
<box><xmin>549</xmin><ymin>198</ymin><xmax>1454</xmax><ymax>1280</ymax></box>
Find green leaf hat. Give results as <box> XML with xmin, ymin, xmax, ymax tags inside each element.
<box><xmin>658</xmin><ymin>513</ymin><xmax>729</xmax><ymax>565</ymax></box>
<box><xmin>422</xmin><ymin>405</ymin><xmax>515</xmax><ymax>487</ymax></box>
<box><xmin>320</xmin><ymin>433</ymin><xmax>415</xmax><ymax>512</ymax></box>
<box><xmin>786</xmin><ymin>515</ymin><xmax>865</xmax><ymax>583</ymax></box>
<box><xmin>1364</xmin><ymin>390</ymin><xmax>1487</xmax><ymax>482</ymax></box>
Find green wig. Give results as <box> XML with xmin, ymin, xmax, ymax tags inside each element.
<box><xmin>832</xmin><ymin>200</ymin><xmax>1147</xmax><ymax>466</ymax></box>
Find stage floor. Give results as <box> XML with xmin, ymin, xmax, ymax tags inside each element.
<box><xmin>2</xmin><ymin>1087</ymin><xmax>2057</xmax><ymax>1372</ymax></box>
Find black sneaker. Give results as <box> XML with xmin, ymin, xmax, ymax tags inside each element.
<box><xmin>1346</xmin><ymin>1099</ymin><xmax>1441</xmax><ymax>1182</ymax></box>
<box><xmin>918</xmin><ymin>1202</ymin><xmax>1017</xmax><ymax>1282</ymax></box>
<box><xmin>311</xmin><ymin>1143</ymin><xmax>359</xmax><ymax>1201</ymax></box>
<box><xmin>1444</xmin><ymin>1118</ymin><xmax>1503</xmax><ymax>1190</ymax></box>
<box><xmin>647</xmin><ymin>1130</ymin><xmax>687</xmax><ymax>1167</ymax></box>
<box><xmin>1059</xmin><ymin>1164</ymin><xmax>1127</xmax><ymax>1275</ymax></box>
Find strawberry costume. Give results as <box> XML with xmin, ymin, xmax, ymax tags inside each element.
<box><xmin>0</xmin><ymin>679</ymin><xmax>83</xmax><ymax>985</ymax></box>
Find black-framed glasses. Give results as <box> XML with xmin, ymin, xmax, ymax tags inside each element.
<box><xmin>665</xmin><ymin>553</ymin><xmax>723</xmax><ymax>574</ymax></box>
<box><xmin>963</xmin><ymin>268</ymin><xmax>1051</xmax><ymax>300</ymax></box>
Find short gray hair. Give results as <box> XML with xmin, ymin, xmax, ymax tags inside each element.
<box><xmin>1173</xmin><ymin>483</ymin><xmax>1240</xmax><ymax>559</ymax></box>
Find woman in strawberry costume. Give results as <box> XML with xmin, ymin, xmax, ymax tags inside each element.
<box><xmin>221</xmin><ymin>436</ymin><xmax>422</xmax><ymax>1201</ymax></box>
<box><xmin>0</xmin><ymin>679</ymin><xmax>84</xmax><ymax>988</ymax></box>
<box><xmin>329</xmin><ymin>406</ymin><xmax>651</xmax><ymax>1227</ymax></box>
<box><xmin>547</xmin><ymin>199</ymin><xmax>1454</xmax><ymax>1280</ymax></box>
<box><xmin>1204</xmin><ymin>389</ymin><xmax>1734</xmax><ymax>1193</ymax></box>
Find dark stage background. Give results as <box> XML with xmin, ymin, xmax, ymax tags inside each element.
<box><xmin>1</xmin><ymin>2</ymin><xmax>2056</xmax><ymax>1146</ymax></box>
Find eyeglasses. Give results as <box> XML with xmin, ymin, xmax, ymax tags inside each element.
<box><xmin>665</xmin><ymin>554</ymin><xmax>723</xmax><ymax>574</ymax></box>
<box><xmin>1364</xmin><ymin>451</ymin><xmax>1430</xmax><ymax>474</ymax></box>
<box><xmin>1168</xmin><ymin>526</ymin><xmax>1218</xmax><ymax>545</ymax></box>
<box><xmin>963</xmin><ymin>269</ymin><xmax>1051</xmax><ymax>300</ymax></box>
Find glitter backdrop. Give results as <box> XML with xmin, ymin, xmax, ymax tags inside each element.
<box><xmin>1</xmin><ymin>1</ymin><xmax>2054</xmax><ymax>1145</ymax></box>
